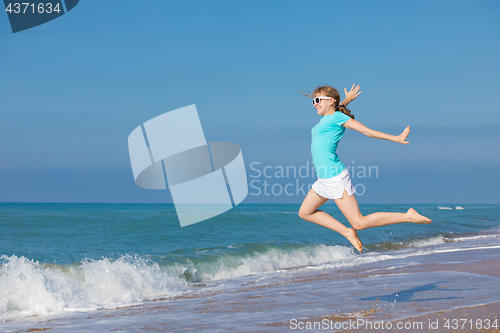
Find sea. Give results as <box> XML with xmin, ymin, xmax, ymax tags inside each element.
<box><xmin>1</xmin><ymin>203</ymin><xmax>500</xmax><ymax>332</ymax></box>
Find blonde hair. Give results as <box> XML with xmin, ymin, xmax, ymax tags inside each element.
<box><xmin>299</xmin><ymin>85</ymin><xmax>355</xmax><ymax>119</ymax></box>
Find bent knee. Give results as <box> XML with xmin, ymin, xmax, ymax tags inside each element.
<box><xmin>298</xmin><ymin>208</ymin><xmax>317</xmax><ymax>220</ymax></box>
<box><xmin>299</xmin><ymin>208</ymin><xmax>324</xmax><ymax>221</ymax></box>
<box><xmin>349</xmin><ymin>217</ymin><xmax>367</xmax><ymax>230</ymax></box>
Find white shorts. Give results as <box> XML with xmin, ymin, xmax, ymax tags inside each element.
<box><xmin>312</xmin><ymin>169</ymin><xmax>355</xmax><ymax>200</ymax></box>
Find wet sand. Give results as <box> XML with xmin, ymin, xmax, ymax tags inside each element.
<box><xmin>340</xmin><ymin>257</ymin><xmax>500</xmax><ymax>333</ymax></box>
<box><xmin>384</xmin><ymin>302</ymin><xmax>500</xmax><ymax>333</ymax></box>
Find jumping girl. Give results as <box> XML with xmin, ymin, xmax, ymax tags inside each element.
<box><xmin>298</xmin><ymin>84</ymin><xmax>431</xmax><ymax>253</ymax></box>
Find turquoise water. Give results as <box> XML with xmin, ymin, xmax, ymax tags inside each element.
<box><xmin>2</xmin><ymin>203</ymin><xmax>498</xmax><ymax>264</ymax></box>
<box><xmin>1</xmin><ymin>203</ymin><xmax>499</xmax><ymax>324</ymax></box>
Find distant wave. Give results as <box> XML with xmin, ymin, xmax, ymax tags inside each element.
<box><xmin>450</xmin><ymin>234</ymin><xmax>499</xmax><ymax>242</ymax></box>
<box><xmin>409</xmin><ymin>236</ymin><xmax>446</xmax><ymax>247</ymax></box>
<box><xmin>437</xmin><ymin>206</ymin><xmax>465</xmax><ymax>210</ymax></box>
<box><xmin>176</xmin><ymin>242</ymin><xmax>355</xmax><ymax>282</ymax></box>
<box><xmin>366</xmin><ymin>235</ymin><xmax>446</xmax><ymax>251</ymax></box>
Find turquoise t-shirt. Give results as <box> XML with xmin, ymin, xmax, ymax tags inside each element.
<box><xmin>311</xmin><ymin>111</ymin><xmax>351</xmax><ymax>179</ymax></box>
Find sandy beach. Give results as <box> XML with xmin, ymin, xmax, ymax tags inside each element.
<box><xmin>383</xmin><ymin>302</ymin><xmax>500</xmax><ymax>333</ymax></box>
<box><xmin>342</xmin><ymin>257</ymin><xmax>500</xmax><ymax>333</ymax></box>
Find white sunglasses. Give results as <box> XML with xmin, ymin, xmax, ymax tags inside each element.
<box><xmin>312</xmin><ymin>96</ymin><xmax>333</xmax><ymax>105</ymax></box>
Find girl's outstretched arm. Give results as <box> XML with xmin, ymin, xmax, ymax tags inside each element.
<box><xmin>343</xmin><ymin>119</ymin><xmax>410</xmax><ymax>144</ymax></box>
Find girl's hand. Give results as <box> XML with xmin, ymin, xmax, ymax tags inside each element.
<box><xmin>344</xmin><ymin>84</ymin><xmax>362</xmax><ymax>104</ymax></box>
<box><xmin>396</xmin><ymin>126</ymin><xmax>410</xmax><ymax>144</ymax></box>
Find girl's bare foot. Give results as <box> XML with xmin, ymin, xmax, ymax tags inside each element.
<box><xmin>407</xmin><ymin>208</ymin><xmax>432</xmax><ymax>224</ymax></box>
<box><xmin>345</xmin><ymin>228</ymin><xmax>363</xmax><ymax>253</ymax></box>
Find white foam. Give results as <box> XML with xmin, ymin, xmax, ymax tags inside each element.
<box><xmin>3</xmin><ymin>233</ymin><xmax>496</xmax><ymax>323</ymax></box>
<box><xmin>437</xmin><ymin>206</ymin><xmax>464</xmax><ymax>210</ymax></box>
<box><xmin>409</xmin><ymin>236</ymin><xmax>446</xmax><ymax>247</ymax></box>
<box><xmin>451</xmin><ymin>234</ymin><xmax>498</xmax><ymax>242</ymax></box>
<box><xmin>0</xmin><ymin>255</ymin><xmax>186</xmax><ymax>322</ymax></box>
<box><xmin>185</xmin><ymin>244</ymin><xmax>355</xmax><ymax>282</ymax></box>
<box><xmin>0</xmin><ymin>245</ymin><xmax>359</xmax><ymax>321</ymax></box>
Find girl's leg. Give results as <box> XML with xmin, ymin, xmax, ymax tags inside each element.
<box><xmin>298</xmin><ymin>188</ymin><xmax>363</xmax><ymax>252</ymax></box>
<box><xmin>334</xmin><ymin>189</ymin><xmax>431</xmax><ymax>230</ymax></box>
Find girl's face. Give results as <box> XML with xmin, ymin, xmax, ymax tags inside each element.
<box><xmin>313</xmin><ymin>93</ymin><xmax>335</xmax><ymax>116</ymax></box>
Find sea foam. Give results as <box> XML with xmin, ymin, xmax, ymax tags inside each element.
<box><xmin>181</xmin><ymin>243</ymin><xmax>355</xmax><ymax>282</ymax></box>
<box><xmin>0</xmin><ymin>243</ymin><xmax>355</xmax><ymax>321</ymax></box>
<box><xmin>0</xmin><ymin>254</ymin><xmax>186</xmax><ymax>322</ymax></box>
<box><xmin>409</xmin><ymin>236</ymin><xmax>446</xmax><ymax>247</ymax></box>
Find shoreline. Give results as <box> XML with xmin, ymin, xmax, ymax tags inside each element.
<box><xmin>266</xmin><ymin>255</ymin><xmax>500</xmax><ymax>333</ymax></box>
<box><xmin>4</xmin><ymin>247</ymin><xmax>499</xmax><ymax>332</ymax></box>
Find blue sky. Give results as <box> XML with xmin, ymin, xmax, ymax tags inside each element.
<box><xmin>1</xmin><ymin>0</ymin><xmax>499</xmax><ymax>204</ymax></box>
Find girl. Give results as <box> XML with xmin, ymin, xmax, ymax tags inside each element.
<box><xmin>298</xmin><ymin>84</ymin><xmax>431</xmax><ymax>253</ymax></box>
